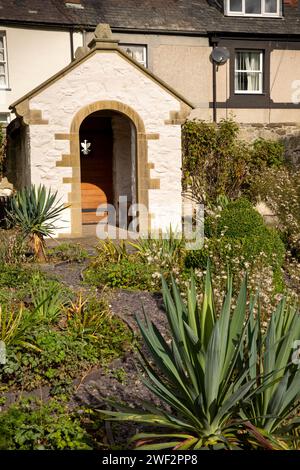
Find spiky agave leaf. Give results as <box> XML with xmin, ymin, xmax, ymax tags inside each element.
<box><xmin>6</xmin><ymin>185</ymin><xmax>67</xmax><ymax>259</ymax></box>
<box><xmin>98</xmin><ymin>264</ymin><xmax>300</xmax><ymax>449</ymax></box>
<box><xmin>98</xmin><ymin>264</ymin><xmax>258</xmax><ymax>447</ymax></box>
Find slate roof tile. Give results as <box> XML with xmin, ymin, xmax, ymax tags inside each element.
<box><xmin>0</xmin><ymin>0</ymin><xmax>299</xmax><ymax>35</ymax></box>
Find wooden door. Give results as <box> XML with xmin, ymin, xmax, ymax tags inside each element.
<box><xmin>80</xmin><ymin>117</ymin><xmax>113</xmax><ymax>225</ymax></box>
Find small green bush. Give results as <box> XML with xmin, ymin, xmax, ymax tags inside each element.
<box><xmin>0</xmin><ymin>398</ymin><xmax>92</xmax><ymax>450</ymax></box>
<box><xmin>186</xmin><ymin>199</ymin><xmax>286</xmax><ymax>293</ymax></box>
<box><xmin>182</xmin><ymin>119</ymin><xmax>250</xmax><ymax>203</ymax></box>
<box><xmin>251</xmin><ymin>138</ymin><xmax>284</xmax><ymax>169</ymax></box>
<box><xmin>0</xmin><ymin>264</ymin><xmax>31</xmax><ymax>288</ymax></box>
<box><xmin>248</xmin><ymin>166</ymin><xmax>300</xmax><ymax>258</ymax></box>
<box><xmin>0</xmin><ymin>308</ymin><xmax>132</xmax><ymax>392</ymax></box>
<box><xmin>182</xmin><ymin>119</ymin><xmax>284</xmax><ymax>205</ymax></box>
<box><xmin>47</xmin><ymin>243</ymin><xmax>88</xmax><ymax>263</ymax></box>
<box><xmin>216</xmin><ymin>198</ymin><xmax>267</xmax><ymax>238</ymax></box>
<box><xmin>85</xmin><ymin>257</ymin><xmax>156</xmax><ymax>291</ymax></box>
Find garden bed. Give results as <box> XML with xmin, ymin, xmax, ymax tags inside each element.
<box><xmin>0</xmin><ymin>245</ymin><xmax>173</xmax><ymax>450</ymax></box>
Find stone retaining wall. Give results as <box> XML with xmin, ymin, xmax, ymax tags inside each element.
<box><xmin>239</xmin><ymin>122</ymin><xmax>300</xmax><ymax>166</ymax></box>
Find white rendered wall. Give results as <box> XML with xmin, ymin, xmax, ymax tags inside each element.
<box><xmin>27</xmin><ymin>50</ymin><xmax>184</xmax><ymax>235</ymax></box>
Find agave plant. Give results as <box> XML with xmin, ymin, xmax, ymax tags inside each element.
<box><xmin>242</xmin><ymin>297</ymin><xmax>300</xmax><ymax>437</ymax></box>
<box><xmin>6</xmin><ymin>185</ymin><xmax>66</xmax><ymax>261</ymax></box>
<box><xmin>98</xmin><ymin>265</ymin><xmax>300</xmax><ymax>449</ymax></box>
<box><xmin>98</xmin><ymin>265</ymin><xmax>260</xmax><ymax>449</ymax></box>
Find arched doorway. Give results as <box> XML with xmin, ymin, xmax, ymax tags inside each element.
<box><xmin>79</xmin><ymin>110</ymin><xmax>137</xmax><ymax>232</ymax></box>
<box><xmin>69</xmin><ymin>100</ymin><xmax>150</xmax><ymax>237</ymax></box>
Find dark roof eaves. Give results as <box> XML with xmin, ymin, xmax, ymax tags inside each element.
<box><xmin>0</xmin><ymin>18</ymin><xmax>208</xmax><ymax>35</ymax></box>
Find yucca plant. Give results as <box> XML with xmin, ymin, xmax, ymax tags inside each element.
<box><xmin>30</xmin><ymin>273</ymin><xmax>67</xmax><ymax>323</ymax></box>
<box><xmin>0</xmin><ymin>304</ymin><xmax>40</xmax><ymax>351</ymax></box>
<box><xmin>242</xmin><ymin>298</ymin><xmax>300</xmax><ymax>436</ymax></box>
<box><xmin>6</xmin><ymin>185</ymin><xmax>66</xmax><ymax>261</ymax></box>
<box><xmin>98</xmin><ymin>265</ymin><xmax>300</xmax><ymax>449</ymax></box>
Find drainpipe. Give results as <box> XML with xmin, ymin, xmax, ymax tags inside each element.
<box><xmin>82</xmin><ymin>29</ymin><xmax>87</xmax><ymax>47</ymax></box>
<box><xmin>70</xmin><ymin>29</ymin><xmax>75</xmax><ymax>61</ymax></box>
<box><xmin>212</xmin><ymin>42</ymin><xmax>218</xmax><ymax>123</ymax></box>
<box><xmin>212</xmin><ymin>59</ymin><xmax>217</xmax><ymax>123</ymax></box>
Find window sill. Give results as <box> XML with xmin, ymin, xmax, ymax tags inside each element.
<box><xmin>234</xmin><ymin>92</ymin><xmax>265</xmax><ymax>95</ymax></box>
<box><xmin>0</xmin><ymin>88</ymin><xmax>11</xmax><ymax>91</ymax></box>
<box><xmin>225</xmin><ymin>13</ymin><xmax>283</xmax><ymax>18</ymax></box>
<box><xmin>226</xmin><ymin>93</ymin><xmax>271</xmax><ymax>108</ymax></box>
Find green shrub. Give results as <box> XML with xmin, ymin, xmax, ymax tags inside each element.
<box><xmin>0</xmin><ymin>297</ymin><xmax>132</xmax><ymax>392</ymax></box>
<box><xmin>0</xmin><ymin>264</ymin><xmax>31</xmax><ymax>288</ymax></box>
<box><xmin>251</xmin><ymin>138</ymin><xmax>284</xmax><ymax>169</ymax></box>
<box><xmin>0</xmin><ymin>398</ymin><xmax>92</xmax><ymax>450</ymax></box>
<box><xmin>217</xmin><ymin>199</ymin><xmax>285</xmax><ymax>269</ymax></box>
<box><xmin>47</xmin><ymin>242</ymin><xmax>88</xmax><ymax>263</ymax></box>
<box><xmin>29</xmin><ymin>272</ymin><xmax>69</xmax><ymax>324</ymax></box>
<box><xmin>182</xmin><ymin>119</ymin><xmax>284</xmax><ymax>205</ymax></box>
<box><xmin>216</xmin><ymin>198</ymin><xmax>266</xmax><ymax>238</ymax></box>
<box><xmin>248</xmin><ymin>166</ymin><xmax>300</xmax><ymax>258</ymax></box>
<box><xmin>85</xmin><ymin>241</ymin><xmax>157</xmax><ymax>292</ymax></box>
<box><xmin>85</xmin><ymin>257</ymin><xmax>156</xmax><ymax>291</ymax></box>
<box><xmin>99</xmin><ymin>266</ymin><xmax>300</xmax><ymax>450</ymax></box>
<box><xmin>187</xmin><ymin>199</ymin><xmax>285</xmax><ymax>293</ymax></box>
<box><xmin>182</xmin><ymin>119</ymin><xmax>250</xmax><ymax>203</ymax></box>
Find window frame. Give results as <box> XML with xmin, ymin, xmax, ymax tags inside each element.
<box><xmin>212</xmin><ymin>38</ymin><xmax>271</xmax><ymax>109</ymax></box>
<box><xmin>119</xmin><ymin>43</ymin><xmax>148</xmax><ymax>68</ymax></box>
<box><xmin>0</xmin><ymin>33</ymin><xmax>9</xmax><ymax>89</ymax></box>
<box><xmin>0</xmin><ymin>113</ymin><xmax>10</xmax><ymax>125</ymax></box>
<box><xmin>234</xmin><ymin>49</ymin><xmax>264</xmax><ymax>94</ymax></box>
<box><xmin>225</xmin><ymin>0</ymin><xmax>282</xmax><ymax>17</ymax></box>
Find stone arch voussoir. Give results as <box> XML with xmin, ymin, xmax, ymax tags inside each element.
<box><xmin>58</xmin><ymin>100</ymin><xmax>150</xmax><ymax>236</ymax></box>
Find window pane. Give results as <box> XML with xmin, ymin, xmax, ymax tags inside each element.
<box><xmin>120</xmin><ymin>45</ymin><xmax>147</xmax><ymax>66</ymax></box>
<box><xmin>236</xmin><ymin>51</ymin><xmax>261</xmax><ymax>71</ymax></box>
<box><xmin>0</xmin><ymin>64</ymin><xmax>5</xmax><ymax>75</ymax></box>
<box><xmin>0</xmin><ymin>113</ymin><xmax>9</xmax><ymax>123</ymax></box>
<box><xmin>0</xmin><ymin>75</ymin><xmax>6</xmax><ymax>86</ymax></box>
<box><xmin>131</xmin><ymin>47</ymin><xmax>145</xmax><ymax>63</ymax></box>
<box><xmin>235</xmin><ymin>50</ymin><xmax>262</xmax><ymax>92</ymax></box>
<box><xmin>0</xmin><ymin>50</ymin><xmax>4</xmax><ymax>62</ymax></box>
<box><xmin>245</xmin><ymin>0</ymin><xmax>262</xmax><ymax>13</ymax></box>
<box><xmin>265</xmin><ymin>0</ymin><xmax>277</xmax><ymax>13</ymax></box>
<box><xmin>235</xmin><ymin>71</ymin><xmax>261</xmax><ymax>91</ymax></box>
<box><xmin>229</xmin><ymin>0</ymin><xmax>242</xmax><ymax>11</ymax></box>
<box><xmin>246</xmin><ymin>52</ymin><xmax>261</xmax><ymax>70</ymax></box>
<box><xmin>0</xmin><ymin>37</ymin><xmax>4</xmax><ymax>49</ymax></box>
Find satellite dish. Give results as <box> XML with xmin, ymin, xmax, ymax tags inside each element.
<box><xmin>211</xmin><ymin>47</ymin><xmax>230</xmax><ymax>65</ymax></box>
